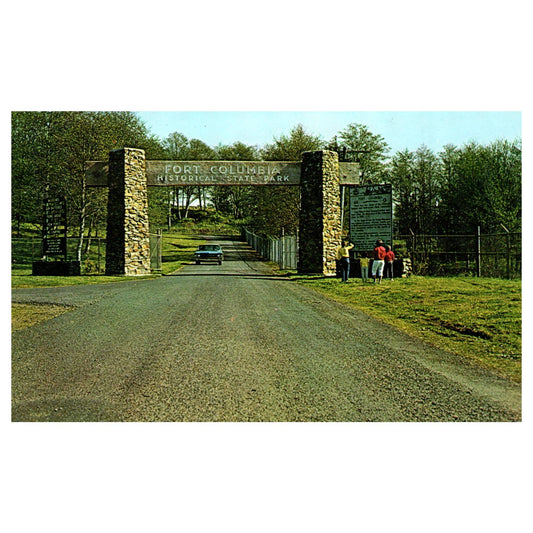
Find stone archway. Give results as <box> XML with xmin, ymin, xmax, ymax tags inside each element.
<box><xmin>87</xmin><ymin>148</ymin><xmax>359</xmax><ymax>276</ymax></box>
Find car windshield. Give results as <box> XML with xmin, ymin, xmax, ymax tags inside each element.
<box><xmin>198</xmin><ymin>245</ymin><xmax>220</xmax><ymax>251</ymax></box>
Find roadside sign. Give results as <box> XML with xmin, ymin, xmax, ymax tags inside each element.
<box><xmin>42</xmin><ymin>196</ymin><xmax>67</xmax><ymax>258</ymax></box>
<box><xmin>349</xmin><ymin>184</ymin><xmax>393</xmax><ymax>251</ymax></box>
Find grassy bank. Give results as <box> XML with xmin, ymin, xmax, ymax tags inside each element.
<box><xmin>12</xmin><ymin>303</ymin><xmax>73</xmax><ymax>331</ymax></box>
<box><xmin>160</xmin><ymin>232</ymin><xmax>205</xmax><ymax>275</ymax></box>
<box><xmin>11</xmin><ymin>272</ymin><xmax>158</xmax><ymax>289</ymax></box>
<box><xmin>11</xmin><ymin>232</ymin><xmax>203</xmax><ymax>286</ymax></box>
<box><xmin>291</xmin><ymin>274</ymin><xmax>521</xmax><ymax>382</ymax></box>
<box><xmin>11</xmin><ymin>232</ymin><xmax>203</xmax><ymax>328</ymax></box>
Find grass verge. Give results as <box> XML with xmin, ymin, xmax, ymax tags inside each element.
<box><xmin>289</xmin><ymin>274</ymin><xmax>521</xmax><ymax>383</ymax></box>
<box><xmin>11</xmin><ymin>232</ymin><xmax>203</xmax><ymax>286</ymax></box>
<box><xmin>11</xmin><ymin>271</ymin><xmax>158</xmax><ymax>289</ymax></box>
<box><xmin>11</xmin><ymin>232</ymin><xmax>203</xmax><ymax>330</ymax></box>
<box><xmin>161</xmin><ymin>232</ymin><xmax>206</xmax><ymax>274</ymax></box>
<box><xmin>12</xmin><ymin>303</ymin><xmax>74</xmax><ymax>331</ymax></box>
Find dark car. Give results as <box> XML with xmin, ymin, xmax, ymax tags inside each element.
<box><xmin>194</xmin><ymin>244</ymin><xmax>224</xmax><ymax>265</ymax></box>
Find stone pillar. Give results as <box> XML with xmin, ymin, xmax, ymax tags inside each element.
<box><xmin>298</xmin><ymin>150</ymin><xmax>342</xmax><ymax>275</ymax></box>
<box><xmin>105</xmin><ymin>148</ymin><xmax>151</xmax><ymax>275</ymax></box>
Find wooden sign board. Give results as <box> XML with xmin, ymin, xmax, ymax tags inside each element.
<box><xmin>42</xmin><ymin>196</ymin><xmax>67</xmax><ymax>257</ymax></box>
<box><xmin>86</xmin><ymin>160</ymin><xmax>360</xmax><ymax>186</ymax></box>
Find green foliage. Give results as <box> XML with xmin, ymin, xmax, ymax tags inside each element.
<box><xmin>333</xmin><ymin>123</ymin><xmax>390</xmax><ymax>183</ymax></box>
<box><xmin>210</xmin><ymin>142</ymin><xmax>260</xmax><ymax>219</ymax></box>
<box><xmin>247</xmin><ymin>187</ymin><xmax>300</xmax><ymax>237</ymax></box>
<box><xmin>388</xmin><ymin>139</ymin><xmax>521</xmax><ymax>235</ymax></box>
<box><xmin>248</xmin><ymin>124</ymin><xmax>323</xmax><ymax>237</ymax></box>
<box><xmin>171</xmin><ymin>208</ymin><xmax>242</xmax><ymax>235</ymax></box>
<box><xmin>159</xmin><ymin>133</ymin><xmax>218</xmax><ymax>222</ymax></box>
<box><xmin>11</xmin><ymin>111</ymin><xmax>163</xmax><ymax>257</ymax></box>
<box><xmin>388</xmin><ymin>146</ymin><xmax>442</xmax><ymax>234</ymax></box>
<box><xmin>160</xmin><ymin>232</ymin><xmax>205</xmax><ymax>275</ymax></box>
<box><xmin>12</xmin><ymin>113</ymin><xmax>521</xmax><ymax>245</ymax></box>
<box><xmin>437</xmin><ymin>140</ymin><xmax>521</xmax><ymax>233</ymax></box>
<box><xmin>261</xmin><ymin>123</ymin><xmax>323</xmax><ymax>160</ymax></box>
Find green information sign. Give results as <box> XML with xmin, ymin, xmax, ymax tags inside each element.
<box><xmin>349</xmin><ymin>184</ymin><xmax>393</xmax><ymax>250</ymax></box>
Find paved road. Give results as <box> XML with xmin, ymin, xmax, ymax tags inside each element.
<box><xmin>12</xmin><ymin>236</ymin><xmax>521</xmax><ymax>422</ymax></box>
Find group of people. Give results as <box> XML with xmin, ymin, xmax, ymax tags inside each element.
<box><xmin>336</xmin><ymin>238</ymin><xmax>395</xmax><ymax>284</ymax></box>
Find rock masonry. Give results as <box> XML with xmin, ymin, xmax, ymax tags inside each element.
<box><xmin>103</xmin><ymin>148</ymin><xmax>342</xmax><ymax>277</ymax></box>
<box><xmin>105</xmin><ymin>148</ymin><xmax>151</xmax><ymax>275</ymax></box>
<box><xmin>299</xmin><ymin>151</ymin><xmax>342</xmax><ymax>275</ymax></box>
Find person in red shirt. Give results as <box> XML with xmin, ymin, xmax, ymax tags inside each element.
<box><xmin>384</xmin><ymin>245</ymin><xmax>396</xmax><ymax>280</ymax></box>
<box><xmin>371</xmin><ymin>239</ymin><xmax>386</xmax><ymax>283</ymax></box>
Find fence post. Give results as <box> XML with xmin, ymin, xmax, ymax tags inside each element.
<box><xmin>281</xmin><ymin>227</ymin><xmax>285</xmax><ymax>270</ymax></box>
<box><xmin>501</xmin><ymin>224</ymin><xmax>511</xmax><ymax>280</ymax></box>
<box><xmin>409</xmin><ymin>229</ymin><xmax>416</xmax><ymax>272</ymax></box>
<box><xmin>476</xmin><ymin>226</ymin><xmax>481</xmax><ymax>277</ymax></box>
<box><xmin>97</xmin><ymin>237</ymin><xmax>101</xmax><ymax>272</ymax></box>
<box><xmin>507</xmin><ymin>233</ymin><xmax>511</xmax><ymax>279</ymax></box>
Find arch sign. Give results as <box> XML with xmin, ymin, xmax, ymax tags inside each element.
<box><xmin>86</xmin><ymin>148</ymin><xmax>360</xmax><ymax>276</ymax></box>
<box><xmin>86</xmin><ymin>159</ymin><xmax>359</xmax><ymax>187</ymax></box>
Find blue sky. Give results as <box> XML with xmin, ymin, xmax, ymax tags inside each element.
<box><xmin>135</xmin><ymin>111</ymin><xmax>521</xmax><ymax>155</ymax></box>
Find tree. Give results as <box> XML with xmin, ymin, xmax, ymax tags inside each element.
<box><xmin>161</xmin><ymin>133</ymin><xmax>216</xmax><ymax>222</ymax></box>
<box><xmin>387</xmin><ymin>146</ymin><xmax>442</xmax><ymax>234</ymax></box>
<box><xmin>388</xmin><ymin>149</ymin><xmax>416</xmax><ymax>235</ymax></box>
<box><xmin>437</xmin><ymin>140</ymin><xmax>521</xmax><ymax>234</ymax></box>
<box><xmin>483</xmin><ymin>139</ymin><xmax>521</xmax><ymax>232</ymax></box>
<box><xmin>333</xmin><ymin>123</ymin><xmax>390</xmax><ymax>184</ymax></box>
<box><xmin>262</xmin><ymin>124</ymin><xmax>323</xmax><ymax>161</ymax></box>
<box><xmin>248</xmin><ymin>125</ymin><xmax>324</xmax><ymax>236</ymax></box>
<box><xmin>11</xmin><ymin>111</ymin><xmax>162</xmax><ymax>259</ymax></box>
<box><xmin>389</xmin><ymin>139</ymin><xmax>522</xmax><ymax>236</ymax></box>
<box><xmin>211</xmin><ymin>142</ymin><xmax>260</xmax><ymax>219</ymax></box>
<box><xmin>12</xmin><ymin>112</ymin><xmax>57</xmax><ymax>233</ymax></box>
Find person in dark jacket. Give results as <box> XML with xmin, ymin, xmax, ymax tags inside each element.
<box><xmin>384</xmin><ymin>245</ymin><xmax>395</xmax><ymax>280</ymax></box>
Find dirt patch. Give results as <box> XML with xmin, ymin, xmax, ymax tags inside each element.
<box><xmin>436</xmin><ymin>319</ymin><xmax>492</xmax><ymax>339</ymax></box>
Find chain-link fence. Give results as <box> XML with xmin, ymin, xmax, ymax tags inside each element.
<box><xmin>241</xmin><ymin>228</ymin><xmax>520</xmax><ymax>279</ymax></box>
<box><xmin>12</xmin><ymin>237</ymin><xmax>106</xmax><ymax>273</ymax></box>
<box><xmin>397</xmin><ymin>230</ymin><xmax>521</xmax><ymax>279</ymax></box>
<box><xmin>12</xmin><ymin>234</ymin><xmax>162</xmax><ymax>274</ymax></box>
<box><xmin>242</xmin><ymin>229</ymin><xmax>298</xmax><ymax>270</ymax></box>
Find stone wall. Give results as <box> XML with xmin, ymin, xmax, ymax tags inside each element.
<box><xmin>298</xmin><ymin>151</ymin><xmax>342</xmax><ymax>275</ymax></box>
<box><xmin>105</xmin><ymin>148</ymin><xmax>151</xmax><ymax>275</ymax></box>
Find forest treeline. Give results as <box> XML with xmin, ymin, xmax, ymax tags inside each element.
<box><xmin>12</xmin><ymin>112</ymin><xmax>521</xmax><ymax>259</ymax></box>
